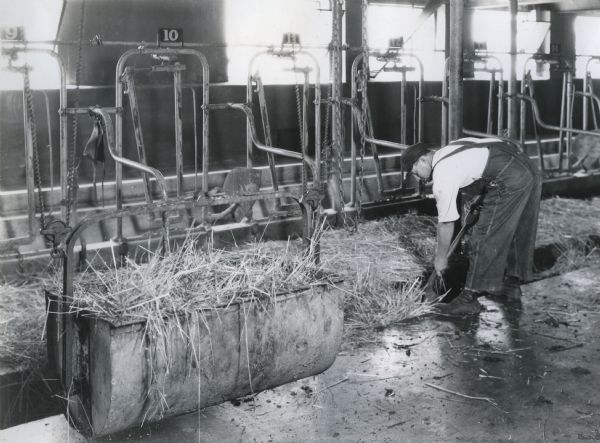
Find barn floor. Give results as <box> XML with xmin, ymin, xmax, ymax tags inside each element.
<box><xmin>3</xmin><ymin>265</ymin><xmax>599</xmax><ymax>442</ymax></box>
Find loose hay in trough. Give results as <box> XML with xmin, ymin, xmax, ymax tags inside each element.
<box><xmin>65</xmin><ymin>235</ymin><xmax>329</xmax><ymax>328</ymax></box>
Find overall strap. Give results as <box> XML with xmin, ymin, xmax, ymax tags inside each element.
<box><xmin>432</xmin><ymin>140</ymin><xmax>514</xmax><ymax>170</ymax></box>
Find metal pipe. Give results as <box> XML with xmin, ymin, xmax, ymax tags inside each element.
<box><xmin>115</xmin><ymin>47</ymin><xmax>210</xmax><ymax>238</ymax></box>
<box><xmin>583</xmin><ymin>57</ymin><xmax>600</xmax><ymax>130</ymax></box>
<box><xmin>123</xmin><ymin>69</ymin><xmax>152</xmax><ymax>204</ymax></box>
<box><xmin>401</xmin><ymin>71</ymin><xmax>407</xmax><ymax>144</ymax></box>
<box><xmin>341</xmin><ymin>98</ymin><xmax>408</xmax><ymax>150</ymax></box>
<box><xmin>463</xmin><ymin>128</ymin><xmax>522</xmax><ymax>145</ymax></box>
<box><xmin>371</xmin><ymin>51</ymin><xmax>425</xmax><ymax>141</ymax></box>
<box><xmin>558</xmin><ymin>72</ymin><xmax>567</xmax><ymax>169</ymax></box>
<box><xmin>590</xmin><ymin>80</ymin><xmax>600</xmax><ymax>129</ymax></box>
<box><xmin>7</xmin><ymin>49</ymin><xmax>68</xmax><ymax>220</ymax></box>
<box><xmin>213</xmin><ymin>103</ymin><xmax>317</xmax><ymax>178</ymax></box>
<box><xmin>487</xmin><ymin>72</ymin><xmax>495</xmax><ymax>134</ymax></box>
<box><xmin>519</xmin><ymin>70</ymin><xmax>529</xmax><ymax>147</ymax></box>
<box><xmin>448</xmin><ymin>0</ymin><xmax>464</xmax><ymax>142</ymax></box>
<box><xmin>253</xmin><ymin>75</ymin><xmax>280</xmax><ymax>193</ymax></box>
<box><xmin>566</xmin><ymin>69</ymin><xmax>574</xmax><ymax>165</ymax></box>
<box><xmin>507</xmin><ymin>0</ymin><xmax>518</xmax><ymax>139</ymax></box>
<box><xmin>89</xmin><ymin>107</ymin><xmax>168</xmax><ymax>201</ymax></box>
<box><xmin>1</xmin><ymin>50</ymin><xmax>65</xmax><ymax>246</ymax></box>
<box><xmin>497</xmin><ymin>76</ymin><xmax>504</xmax><ymax>136</ymax></box>
<box><xmin>302</xmin><ymin>70</ymin><xmax>310</xmax><ymax>187</ymax></box>
<box><xmin>247</xmin><ymin>49</ymin><xmax>321</xmax><ymax>187</ymax></box>
<box><xmin>41</xmin><ymin>90</ymin><xmax>54</xmax><ymax>200</ymax></box>
<box><xmin>518</xmin><ymin>94</ymin><xmax>600</xmax><ymax>138</ymax></box>
<box><xmin>174</xmin><ymin>68</ymin><xmax>184</xmax><ymax>197</ymax></box>
<box><xmin>191</xmin><ymin>88</ymin><xmax>198</xmax><ymax>194</ymax></box>
<box><xmin>574</xmin><ymin>90</ymin><xmax>600</xmax><ymax>121</ymax></box>
<box><xmin>442</xmin><ymin>58</ymin><xmax>449</xmax><ymax>146</ymax></box>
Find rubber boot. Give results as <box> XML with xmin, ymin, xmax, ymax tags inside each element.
<box><xmin>503</xmin><ymin>276</ymin><xmax>522</xmax><ymax>301</ymax></box>
<box><xmin>437</xmin><ymin>289</ymin><xmax>482</xmax><ymax>316</ymax></box>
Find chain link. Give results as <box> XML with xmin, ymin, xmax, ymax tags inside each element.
<box><xmin>329</xmin><ymin>0</ymin><xmax>356</xmax><ymax>231</ymax></box>
<box><xmin>65</xmin><ymin>0</ymin><xmax>86</xmax><ymax>227</ymax></box>
<box><xmin>23</xmin><ymin>68</ymin><xmax>47</xmax><ymax>230</ymax></box>
<box><xmin>356</xmin><ymin>0</ymin><xmax>369</xmax><ymax>224</ymax></box>
<box><xmin>320</xmin><ymin>83</ymin><xmax>332</xmax><ymax>196</ymax></box>
<box><xmin>294</xmin><ymin>82</ymin><xmax>308</xmax><ymax>197</ymax></box>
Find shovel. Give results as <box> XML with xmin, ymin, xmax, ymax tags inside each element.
<box><xmin>422</xmin><ymin>192</ymin><xmax>485</xmax><ymax>302</ymax></box>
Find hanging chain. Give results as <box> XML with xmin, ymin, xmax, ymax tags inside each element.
<box><xmin>294</xmin><ymin>82</ymin><xmax>307</xmax><ymax>197</ymax></box>
<box><xmin>321</xmin><ymin>82</ymin><xmax>332</xmax><ymax>196</ymax></box>
<box><xmin>23</xmin><ymin>68</ymin><xmax>47</xmax><ymax>229</ymax></box>
<box><xmin>329</xmin><ymin>0</ymin><xmax>354</xmax><ymax>231</ymax></box>
<box><xmin>356</xmin><ymin>0</ymin><xmax>369</xmax><ymax>223</ymax></box>
<box><xmin>65</xmin><ymin>0</ymin><xmax>86</xmax><ymax>227</ymax></box>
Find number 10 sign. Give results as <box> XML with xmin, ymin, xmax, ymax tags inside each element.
<box><xmin>157</xmin><ymin>28</ymin><xmax>183</xmax><ymax>47</ymax></box>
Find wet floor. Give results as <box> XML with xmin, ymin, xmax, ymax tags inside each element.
<box><xmin>3</xmin><ymin>266</ymin><xmax>600</xmax><ymax>442</ymax></box>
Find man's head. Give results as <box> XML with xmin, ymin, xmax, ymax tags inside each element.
<box><xmin>401</xmin><ymin>142</ymin><xmax>435</xmax><ymax>180</ymax></box>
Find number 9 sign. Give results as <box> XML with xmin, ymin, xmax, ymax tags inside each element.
<box><xmin>1</xmin><ymin>26</ymin><xmax>25</xmax><ymax>41</ymax></box>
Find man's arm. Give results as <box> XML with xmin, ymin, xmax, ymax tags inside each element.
<box><xmin>435</xmin><ymin>221</ymin><xmax>455</xmax><ymax>276</ymax></box>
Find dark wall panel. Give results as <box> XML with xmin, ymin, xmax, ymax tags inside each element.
<box><xmin>57</xmin><ymin>0</ymin><xmax>227</xmax><ymax>85</ymax></box>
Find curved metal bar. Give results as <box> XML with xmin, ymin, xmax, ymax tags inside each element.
<box><xmin>463</xmin><ymin>128</ymin><xmax>521</xmax><ymax>146</ymax></box>
<box><xmin>89</xmin><ymin>107</ymin><xmax>168</xmax><ymax>201</ymax></box>
<box><xmin>224</xmin><ymin>103</ymin><xmax>317</xmax><ymax>180</ymax></box>
<box><xmin>246</xmin><ymin>49</ymin><xmax>321</xmax><ymax>188</ymax></box>
<box><xmin>518</xmin><ymin>94</ymin><xmax>600</xmax><ymax>138</ymax></box>
<box><xmin>341</xmin><ymin>98</ymin><xmax>408</xmax><ymax>151</ymax></box>
<box><xmin>115</xmin><ymin>47</ymin><xmax>210</xmax><ymax>237</ymax></box>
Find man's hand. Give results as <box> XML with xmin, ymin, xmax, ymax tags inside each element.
<box><xmin>435</xmin><ymin>221</ymin><xmax>455</xmax><ymax>277</ymax></box>
<box><xmin>434</xmin><ymin>254</ymin><xmax>448</xmax><ymax>277</ymax></box>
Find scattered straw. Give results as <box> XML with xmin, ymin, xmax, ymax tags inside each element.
<box><xmin>0</xmin><ymin>278</ymin><xmax>48</xmax><ymax>370</ymax></box>
<box><xmin>537</xmin><ymin>197</ymin><xmax>600</xmax><ymax>245</ymax></box>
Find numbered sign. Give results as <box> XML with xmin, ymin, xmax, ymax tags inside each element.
<box><xmin>157</xmin><ymin>28</ymin><xmax>183</xmax><ymax>47</ymax></box>
<box><xmin>1</xmin><ymin>26</ymin><xmax>25</xmax><ymax>41</ymax></box>
<box><xmin>550</xmin><ymin>43</ymin><xmax>561</xmax><ymax>55</ymax></box>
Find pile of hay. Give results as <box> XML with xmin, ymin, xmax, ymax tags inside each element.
<box><xmin>0</xmin><ymin>279</ymin><xmax>47</xmax><ymax>370</ymax></box>
<box><xmin>320</xmin><ymin>216</ymin><xmax>436</xmax><ymax>332</ymax></box>
<box><xmin>68</xmin><ymin>236</ymin><xmax>328</xmax><ymax>325</ymax></box>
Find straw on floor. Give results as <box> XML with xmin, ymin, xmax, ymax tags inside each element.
<box><xmin>0</xmin><ymin>278</ymin><xmax>47</xmax><ymax>370</ymax></box>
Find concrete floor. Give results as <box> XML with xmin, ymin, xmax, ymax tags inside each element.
<box><xmin>3</xmin><ymin>265</ymin><xmax>600</xmax><ymax>442</ymax></box>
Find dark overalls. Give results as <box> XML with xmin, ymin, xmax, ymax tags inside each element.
<box><xmin>436</xmin><ymin>140</ymin><xmax>542</xmax><ymax>295</ymax></box>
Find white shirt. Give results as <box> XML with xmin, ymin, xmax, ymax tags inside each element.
<box><xmin>432</xmin><ymin>137</ymin><xmax>495</xmax><ymax>223</ymax></box>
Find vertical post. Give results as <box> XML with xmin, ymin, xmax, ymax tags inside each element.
<box><xmin>497</xmin><ymin>73</ymin><xmax>504</xmax><ymax>136</ymax></box>
<box><xmin>115</xmin><ymin>72</ymin><xmax>124</xmax><ymax>241</ymax></box>
<box><xmin>507</xmin><ymin>0</ymin><xmax>518</xmax><ymax>139</ymax></box>
<box><xmin>400</xmin><ymin>70</ymin><xmax>407</xmax><ymax>144</ymax></box>
<box><xmin>583</xmin><ymin>71</ymin><xmax>590</xmax><ymax>130</ymax></box>
<box><xmin>174</xmin><ymin>68</ymin><xmax>184</xmax><ymax>197</ymax></box>
<box><xmin>330</xmin><ymin>0</ymin><xmax>344</xmax><ymax>212</ymax></box>
<box><xmin>519</xmin><ymin>71</ymin><xmax>528</xmax><ymax>147</ymax></box>
<box><xmin>448</xmin><ymin>0</ymin><xmax>464</xmax><ymax>141</ymax></box>
<box><xmin>124</xmin><ymin>69</ymin><xmax>152</xmax><ymax>204</ymax></box>
<box><xmin>566</xmin><ymin>69</ymin><xmax>574</xmax><ymax>165</ymax></box>
<box><xmin>487</xmin><ymin>72</ymin><xmax>495</xmax><ymax>134</ymax></box>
